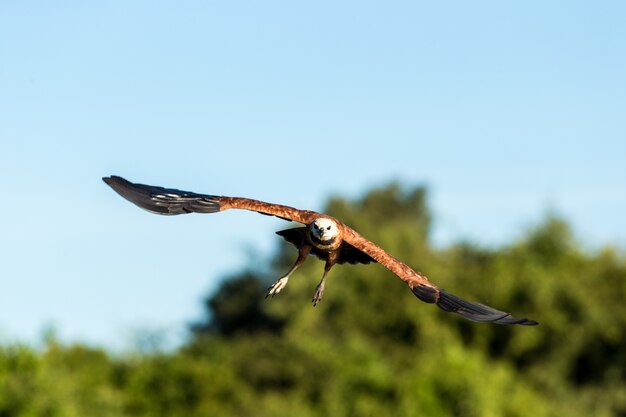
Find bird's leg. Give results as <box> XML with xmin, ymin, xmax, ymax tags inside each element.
<box><xmin>311</xmin><ymin>271</ymin><xmax>328</xmax><ymax>307</ymax></box>
<box><xmin>266</xmin><ymin>244</ymin><xmax>311</xmax><ymax>298</ymax></box>
<box><xmin>312</xmin><ymin>256</ymin><xmax>337</xmax><ymax>306</ymax></box>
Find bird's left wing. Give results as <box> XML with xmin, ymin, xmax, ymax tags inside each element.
<box><xmin>103</xmin><ymin>176</ymin><xmax>319</xmax><ymax>224</ymax></box>
<box><xmin>341</xmin><ymin>225</ymin><xmax>538</xmax><ymax>326</ymax></box>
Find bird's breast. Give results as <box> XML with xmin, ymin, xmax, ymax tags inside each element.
<box><xmin>307</xmin><ymin>233</ymin><xmax>342</xmax><ymax>251</ymax></box>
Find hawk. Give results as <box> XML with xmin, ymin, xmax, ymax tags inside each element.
<box><xmin>103</xmin><ymin>176</ymin><xmax>538</xmax><ymax>326</ymax></box>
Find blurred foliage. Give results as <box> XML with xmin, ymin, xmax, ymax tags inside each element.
<box><xmin>2</xmin><ymin>183</ymin><xmax>626</xmax><ymax>416</ymax></box>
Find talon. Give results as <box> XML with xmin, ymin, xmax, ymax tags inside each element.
<box><xmin>266</xmin><ymin>277</ymin><xmax>289</xmax><ymax>298</ymax></box>
<box><xmin>311</xmin><ymin>283</ymin><xmax>325</xmax><ymax>306</ymax></box>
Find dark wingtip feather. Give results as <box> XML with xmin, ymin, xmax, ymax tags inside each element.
<box><xmin>103</xmin><ymin>175</ymin><xmax>221</xmax><ymax>215</ymax></box>
<box><xmin>103</xmin><ymin>175</ymin><xmax>171</xmax><ymax>215</ymax></box>
<box><xmin>437</xmin><ymin>289</ymin><xmax>538</xmax><ymax>326</ymax></box>
<box><xmin>102</xmin><ymin>175</ymin><xmax>126</xmax><ymax>189</ymax></box>
<box><xmin>411</xmin><ymin>285</ymin><xmax>538</xmax><ymax>326</ymax></box>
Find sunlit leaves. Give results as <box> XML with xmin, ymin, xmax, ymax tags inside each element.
<box><xmin>0</xmin><ymin>183</ymin><xmax>624</xmax><ymax>416</ymax></box>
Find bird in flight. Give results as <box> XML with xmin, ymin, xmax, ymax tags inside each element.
<box><xmin>103</xmin><ymin>176</ymin><xmax>538</xmax><ymax>326</ymax></box>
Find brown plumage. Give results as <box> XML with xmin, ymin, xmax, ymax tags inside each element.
<box><xmin>103</xmin><ymin>175</ymin><xmax>538</xmax><ymax>326</ymax></box>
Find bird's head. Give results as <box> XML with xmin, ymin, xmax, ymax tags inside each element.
<box><xmin>310</xmin><ymin>217</ymin><xmax>340</xmax><ymax>242</ymax></box>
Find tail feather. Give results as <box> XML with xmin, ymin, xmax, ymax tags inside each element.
<box><xmin>411</xmin><ymin>285</ymin><xmax>538</xmax><ymax>326</ymax></box>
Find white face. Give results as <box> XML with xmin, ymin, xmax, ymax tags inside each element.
<box><xmin>310</xmin><ymin>218</ymin><xmax>340</xmax><ymax>241</ymax></box>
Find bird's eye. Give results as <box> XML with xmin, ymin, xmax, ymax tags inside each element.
<box><xmin>326</xmin><ymin>226</ymin><xmax>331</xmax><ymax>230</ymax></box>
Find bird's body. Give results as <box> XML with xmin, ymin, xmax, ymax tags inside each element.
<box><xmin>103</xmin><ymin>175</ymin><xmax>538</xmax><ymax>326</ymax></box>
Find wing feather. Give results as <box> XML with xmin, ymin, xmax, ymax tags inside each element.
<box><xmin>341</xmin><ymin>225</ymin><xmax>538</xmax><ymax>326</ymax></box>
<box><xmin>103</xmin><ymin>176</ymin><xmax>318</xmax><ymax>224</ymax></box>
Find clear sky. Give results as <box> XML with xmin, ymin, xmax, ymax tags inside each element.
<box><xmin>1</xmin><ymin>1</ymin><xmax>625</xmax><ymax>349</ymax></box>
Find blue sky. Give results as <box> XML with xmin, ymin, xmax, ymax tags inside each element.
<box><xmin>1</xmin><ymin>1</ymin><xmax>625</xmax><ymax>349</ymax></box>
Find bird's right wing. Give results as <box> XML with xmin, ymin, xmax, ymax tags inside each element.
<box><xmin>103</xmin><ymin>176</ymin><xmax>319</xmax><ymax>224</ymax></box>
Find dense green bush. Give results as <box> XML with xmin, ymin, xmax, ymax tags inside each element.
<box><xmin>1</xmin><ymin>183</ymin><xmax>624</xmax><ymax>416</ymax></box>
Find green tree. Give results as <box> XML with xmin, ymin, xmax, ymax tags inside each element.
<box><xmin>1</xmin><ymin>182</ymin><xmax>624</xmax><ymax>417</ymax></box>
<box><xmin>184</xmin><ymin>183</ymin><xmax>626</xmax><ymax>416</ymax></box>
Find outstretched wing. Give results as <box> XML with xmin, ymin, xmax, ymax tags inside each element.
<box><xmin>341</xmin><ymin>225</ymin><xmax>538</xmax><ymax>326</ymax></box>
<box><xmin>103</xmin><ymin>176</ymin><xmax>319</xmax><ymax>225</ymax></box>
